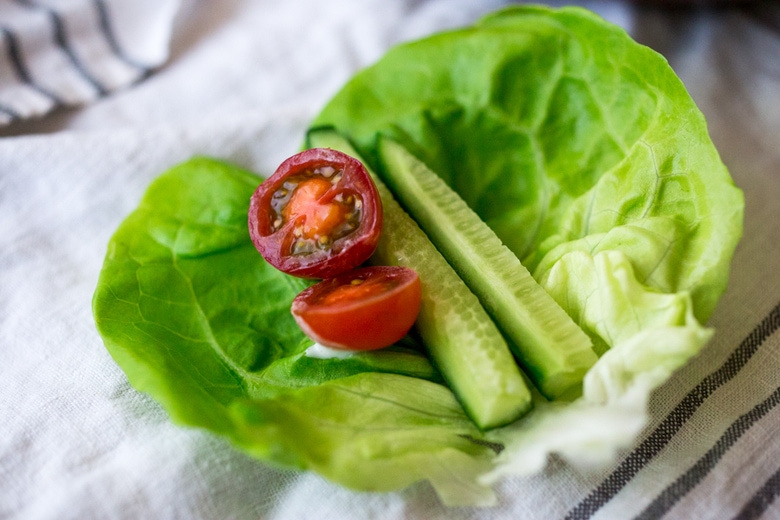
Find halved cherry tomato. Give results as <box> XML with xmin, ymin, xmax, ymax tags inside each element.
<box><xmin>248</xmin><ymin>148</ymin><xmax>382</xmax><ymax>279</ymax></box>
<box><xmin>291</xmin><ymin>266</ymin><xmax>421</xmax><ymax>350</ymax></box>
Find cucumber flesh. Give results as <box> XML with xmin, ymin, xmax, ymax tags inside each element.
<box><xmin>306</xmin><ymin>127</ymin><xmax>532</xmax><ymax>429</ymax></box>
<box><xmin>377</xmin><ymin>136</ymin><xmax>597</xmax><ymax>400</ymax></box>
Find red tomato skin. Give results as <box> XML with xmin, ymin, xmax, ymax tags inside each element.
<box><xmin>291</xmin><ymin>266</ymin><xmax>421</xmax><ymax>350</ymax></box>
<box><xmin>248</xmin><ymin>148</ymin><xmax>383</xmax><ymax>279</ymax></box>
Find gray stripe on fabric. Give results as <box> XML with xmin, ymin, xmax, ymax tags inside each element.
<box><xmin>0</xmin><ymin>102</ymin><xmax>20</xmax><ymax>120</ymax></box>
<box><xmin>635</xmin><ymin>385</ymin><xmax>780</xmax><ymax>520</ymax></box>
<box><xmin>93</xmin><ymin>0</ymin><xmax>153</xmax><ymax>79</ymax></box>
<box><xmin>14</xmin><ymin>0</ymin><xmax>109</xmax><ymax>96</ymax></box>
<box><xmin>566</xmin><ymin>302</ymin><xmax>780</xmax><ymax>520</ymax></box>
<box><xmin>733</xmin><ymin>465</ymin><xmax>780</xmax><ymax>520</ymax></box>
<box><xmin>0</xmin><ymin>26</ymin><xmax>64</xmax><ymax>104</ymax></box>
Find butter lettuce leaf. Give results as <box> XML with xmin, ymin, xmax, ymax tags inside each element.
<box><xmin>313</xmin><ymin>5</ymin><xmax>742</xmax><ymax>324</ymax></box>
<box><xmin>93</xmin><ymin>157</ymin><xmax>497</xmax><ymax>505</ymax></box>
<box><xmin>482</xmin><ymin>251</ymin><xmax>713</xmax><ymax>480</ymax></box>
<box><xmin>313</xmin><ymin>4</ymin><xmax>741</xmax><ymax>479</ymax></box>
<box><xmin>94</xmin><ymin>5</ymin><xmax>743</xmax><ymax>506</ymax></box>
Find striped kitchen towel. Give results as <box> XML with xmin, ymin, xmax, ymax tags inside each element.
<box><xmin>566</xmin><ymin>303</ymin><xmax>780</xmax><ymax>519</ymax></box>
<box><xmin>0</xmin><ymin>0</ymin><xmax>182</xmax><ymax>125</ymax></box>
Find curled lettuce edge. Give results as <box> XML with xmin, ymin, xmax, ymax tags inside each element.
<box><xmin>482</xmin><ymin>250</ymin><xmax>714</xmax><ymax>483</ymax></box>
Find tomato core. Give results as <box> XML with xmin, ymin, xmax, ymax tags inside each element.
<box><xmin>249</xmin><ymin>148</ymin><xmax>380</xmax><ymax>279</ymax></box>
<box><xmin>282</xmin><ymin>178</ymin><xmax>345</xmax><ymax>240</ymax></box>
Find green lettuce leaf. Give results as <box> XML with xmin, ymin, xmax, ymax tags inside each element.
<box><xmin>94</xmin><ymin>5</ymin><xmax>743</xmax><ymax>505</ymax></box>
<box><xmin>312</xmin><ymin>5</ymin><xmax>742</xmax><ymax>324</ymax></box>
<box><xmin>313</xmin><ymin>6</ymin><xmax>744</xmax><ymax>482</ymax></box>
<box><xmin>482</xmin><ymin>251</ymin><xmax>713</xmax><ymax>480</ymax></box>
<box><xmin>93</xmin><ymin>157</ymin><xmax>498</xmax><ymax>505</ymax></box>
<box><xmin>310</xmin><ymin>3</ymin><xmax>741</xmax><ymax>480</ymax></box>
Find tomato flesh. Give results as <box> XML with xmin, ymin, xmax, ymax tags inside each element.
<box><xmin>282</xmin><ymin>178</ymin><xmax>345</xmax><ymax>240</ymax></box>
<box><xmin>291</xmin><ymin>266</ymin><xmax>421</xmax><ymax>350</ymax></box>
<box><xmin>249</xmin><ymin>148</ymin><xmax>382</xmax><ymax>279</ymax></box>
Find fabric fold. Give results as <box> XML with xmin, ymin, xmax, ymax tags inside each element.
<box><xmin>0</xmin><ymin>0</ymin><xmax>182</xmax><ymax>125</ymax></box>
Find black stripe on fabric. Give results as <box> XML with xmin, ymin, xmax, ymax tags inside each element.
<box><xmin>93</xmin><ymin>0</ymin><xmax>153</xmax><ymax>80</ymax></box>
<box><xmin>566</xmin><ymin>302</ymin><xmax>780</xmax><ymax>520</ymax></box>
<box><xmin>14</xmin><ymin>0</ymin><xmax>109</xmax><ymax>96</ymax></box>
<box><xmin>734</xmin><ymin>465</ymin><xmax>780</xmax><ymax>520</ymax></box>
<box><xmin>635</xmin><ymin>385</ymin><xmax>780</xmax><ymax>520</ymax></box>
<box><xmin>0</xmin><ymin>27</ymin><xmax>64</xmax><ymax>104</ymax></box>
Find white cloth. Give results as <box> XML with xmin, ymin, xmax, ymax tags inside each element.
<box><xmin>1</xmin><ymin>1</ymin><xmax>780</xmax><ymax>519</ymax></box>
<box><xmin>0</xmin><ymin>0</ymin><xmax>182</xmax><ymax>125</ymax></box>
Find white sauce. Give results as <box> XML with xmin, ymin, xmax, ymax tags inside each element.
<box><xmin>304</xmin><ymin>342</ymin><xmax>355</xmax><ymax>359</ymax></box>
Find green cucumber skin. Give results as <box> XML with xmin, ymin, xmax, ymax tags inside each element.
<box><xmin>306</xmin><ymin>128</ymin><xmax>533</xmax><ymax>430</ymax></box>
<box><xmin>377</xmin><ymin>136</ymin><xmax>597</xmax><ymax>400</ymax></box>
